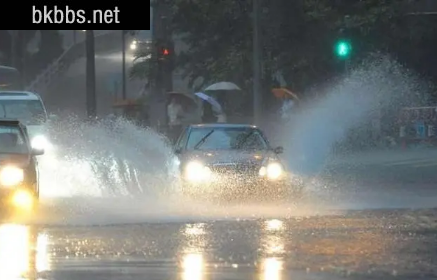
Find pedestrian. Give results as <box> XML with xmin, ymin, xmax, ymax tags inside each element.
<box><xmin>280</xmin><ymin>97</ymin><xmax>294</xmax><ymax>122</ymax></box>
<box><xmin>167</xmin><ymin>97</ymin><xmax>184</xmax><ymax>143</ymax></box>
<box><xmin>202</xmin><ymin>102</ymin><xmax>217</xmax><ymax>123</ymax></box>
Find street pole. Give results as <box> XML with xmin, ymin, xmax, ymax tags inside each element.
<box><xmin>10</xmin><ymin>30</ymin><xmax>16</xmax><ymax>68</ymax></box>
<box><xmin>344</xmin><ymin>58</ymin><xmax>350</xmax><ymax>76</ymax></box>
<box><xmin>122</xmin><ymin>30</ymin><xmax>127</xmax><ymax>100</ymax></box>
<box><xmin>20</xmin><ymin>31</ymin><xmax>27</xmax><ymax>84</ymax></box>
<box><xmin>85</xmin><ymin>30</ymin><xmax>96</xmax><ymax>118</ymax></box>
<box><xmin>252</xmin><ymin>0</ymin><xmax>262</xmax><ymax>125</ymax></box>
<box><xmin>149</xmin><ymin>0</ymin><xmax>173</xmax><ymax>131</ymax></box>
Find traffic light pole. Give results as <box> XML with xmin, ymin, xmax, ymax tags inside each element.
<box><xmin>85</xmin><ymin>30</ymin><xmax>96</xmax><ymax>118</ymax></box>
<box><xmin>344</xmin><ymin>58</ymin><xmax>350</xmax><ymax>75</ymax></box>
<box><xmin>10</xmin><ymin>30</ymin><xmax>17</xmax><ymax>68</ymax></box>
<box><xmin>252</xmin><ymin>0</ymin><xmax>262</xmax><ymax>125</ymax></box>
<box><xmin>150</xmin><ymin>0</ymin><xmax>173</xmax><ymax>131</ymax></box>
<box><xmin>122</xmin><ymin>30</ymin><xmax>127</xmax><ymax>100</ymax></box>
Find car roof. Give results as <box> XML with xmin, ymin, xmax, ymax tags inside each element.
<box><xmin>189</xmin><ymin>123</ymin><xmax>258</xmax><ymax>129</ymax></box>
<box><xmin>0</xmin><ymin>90</ymin><xmax>42</xmax><ymax>100</ymax></box>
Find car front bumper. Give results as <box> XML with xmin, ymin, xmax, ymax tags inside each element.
<box><xmin>181</xmin><ymin>173</ymin><xmax>297</xmax><ymax>199</ymax></box>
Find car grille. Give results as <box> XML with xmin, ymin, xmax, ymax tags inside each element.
<box><xmin>211</xmin><ymin>163</ymin><xmax>260</xmax><ymax>176</ymax></box>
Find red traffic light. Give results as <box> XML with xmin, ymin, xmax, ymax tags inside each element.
<box><xmin>163</xmin><ymin>48</ymin><xmax>169</xmax><ymax>55</ymax></box>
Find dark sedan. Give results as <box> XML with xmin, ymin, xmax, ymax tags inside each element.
<box><xmin>174</xmin><ymin>124</ymin><xmax>302</xmax><ymax>200</ymax></box>
<box><xmin>0</xmin><ymin>120</ymin><xmax>43</xmax><ymax>212</ymax></box>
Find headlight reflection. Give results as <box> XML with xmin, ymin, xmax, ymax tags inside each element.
<box><xmin>180</xmin><ymin>223</ymin><xmax>208</xmax><ymax>280</ymax></box>
<box><xmin>261</xmin><ymin>257</ymin><xmax>283</xmax><ymax>280</ymax></box>
<box><xmin>259</xmin><ymin>219</ymin><xmax>285</xmax><ymax>280</ymax></box>
<box><xmin>265</xmin><ymin>219</ymin><xmax>284</xmax><ymax>232</ymax></box>
<box><xmin>36</xmin><ymin>234</ymin><xmax>50</xmax><ymax>272</ymax></box>
<box><xmin>184</xmin><ymin>223</ymin><xmax>206</xmax><ymax>236</ymax></box>
<box><xmin>0</xmin><ymin>224</ymin><xmax>50</xmax><ymax>279</ymax></box>
<box><xmin>182</xmin><ymin>253</ymin><xmax>204</xmax><ymax>280</ymax></box>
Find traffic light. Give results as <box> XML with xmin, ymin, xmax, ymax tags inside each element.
<box><xmin>157</xmin><ymin>45</ymin><xmax>172</xmax><ymax>60</ymax></box>
<box><xmin>158</xmin><ymin>42</ymin><xmax>175</xmax><ymax>71</ymax></box>
<box><xmin>334</xmin><ymin>40</ymin><xmax>351</xmax><ymax>59</ymax></box>
<box><xmin>154</xmin><ymin>41</ymin><xmax>175</xmax><ymax>92</ymax></box>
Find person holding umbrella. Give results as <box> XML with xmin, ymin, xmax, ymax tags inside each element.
<box><xmin>195</xmin><ymin>92</ymin><xmax>227</xmax><ymax>123</ymax></box>
<box><xmin>271</xmin><ymin>88</ymin><xmax>299</xmax><ymax>122</ymax></box>
<box><xmin>202</xmin><ymin>82</ymin><xmax>240</xmax><ymax>123</ymax></box>
<box><xmin>167</xmin><ymin>97</ymin><xmax>184</xmax><ymax>142</ymax></box>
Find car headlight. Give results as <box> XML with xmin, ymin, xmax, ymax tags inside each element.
<box><xmin>12</xmin><ymin>189</ymin><xmax>34</xmax><ymax>209</ymax></box>
<box><xmin>259</xmin><ymin>162</ymin><xmax>283</xmax><ymax>180</ymax></box>
<box><xmin>184</xmin><ymin>161</ymin><xmax>211</xmax><ymax>182</ymax></box>
<box><xmin>31</xmin><ymin>135</ymin><xmax>48</xmax><ymax>150</ymax></box>
<box><xmin>0</xmin><ymin>166</ymin><xmax>24</xmax><ymax>186</ymax></box>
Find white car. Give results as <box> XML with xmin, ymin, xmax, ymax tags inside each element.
<box><xmin>0</xmin><ymin>91</ymin><xmax>53</xmax><ymax>150</ymax></box>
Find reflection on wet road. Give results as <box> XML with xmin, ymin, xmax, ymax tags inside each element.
<box><xmin>4</xmin><ymin>209</ymin><xmax>437</xmax><ymax>280</ymax></box>
<box><xmin>0</xmin><ymin>224</ymin><xmax>49</xmax><ymax>279</ymax></box>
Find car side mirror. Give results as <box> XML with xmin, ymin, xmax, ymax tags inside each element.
<box><xmin>31</xmin><ymin>148</ymin><xmax>44</xmax><ymax>156</ymax></box>
<box><xmin>274</xmin><ymin>146</ymin><xmax>284</xmax><ymax>154</ymax></box>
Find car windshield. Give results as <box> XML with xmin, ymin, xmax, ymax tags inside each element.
<box><xmin>0</xmin><ymin>100</ymin><xmax>46</xmax><ymax>125</ymax></box>
<box><xmin>186</xmin><ymin>127</ymin><xmax>269</xmax><ymax>150</ymax></box>
<box><xmin>0</xmin><ymin>125</ymin><xmax>28</xmax><ymax>154</ymax></box>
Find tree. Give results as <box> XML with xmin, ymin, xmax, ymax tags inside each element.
<box><xmin>132</xmin><ymin>0</ymin><xmax>422</xmax><ymax>99</ymax></box>
<box><xmin>0</xmin><ymin>30</ymin><xmax>37</xmax><ymax>66</ymax></box>
<box><xmin>0</xmin><ymin>30</ymin><xmax>65</xmax><ymax>83</ymax></box>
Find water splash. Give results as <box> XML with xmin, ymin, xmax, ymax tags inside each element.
<box><xmin>28</xmin><ymin>116</ymin><xmax>328</xmax><ymax>225</ymax></box>
<box><xmin>38</xmin><ymin>116</ymin><xmax>178</xmax><ymax>198</ymax></box>
<box><xmin>282</xmin><ymin>55</ymin><xmax>433</xmax><ymax>177</ymax></box>
<box><xmin>24</xmin><ymin>56</ymin><xmax>435</xmax><ymax>226</ymax></box>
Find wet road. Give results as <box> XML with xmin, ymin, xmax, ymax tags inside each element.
<box><xmin>4</xmin><ymin>209</ymin><xmax>437</xmax><ymax>280</ymax></box>
<box><xmin>4</xmin><ymin>149</ymin><xmax>437</xmax><ymax>280</ymax></box>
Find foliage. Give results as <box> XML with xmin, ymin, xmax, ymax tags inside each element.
<box><xmin>133</xmin><ymin>0</ymin><xmax>433</xmax><ymax>98</ymax></box>
<box><xmin>0</xmin><ymin>30</ymin><xmax>64</xmax><ymax>83</ymax></box>
<box><xmin>130</xmin><ymin>44</ymin><xmax>155</xmax><ymax>85</ymax></box>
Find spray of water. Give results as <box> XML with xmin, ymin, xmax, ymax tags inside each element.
<box><xmin>39</xmin><ymin>116</ymin><xmax>177</xmax><ymax>198</ymax></box>
<box><xmin>24</xmin><ymin>55</ymin><xmax>434</xmax><ymax>225</ymax></box>
<box><xmin>283</xmin><ymin>55</ymin><xmax>431</xmax><ymax>176</ymax></box>
<box><xmin>27</xmin><ymin>115</ymin><xmax>325</xmax><ymax>225</ymax></box>
<box><xmin>279</xmin><ymin>55</ymin><xmax>434</xmax><ymax>208</ymax></box>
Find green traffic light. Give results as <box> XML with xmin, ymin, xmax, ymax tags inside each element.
<box><xmin>335</xmin><ymin>40</ymin><xmax>351</xmax><ymax>58</ymax></box>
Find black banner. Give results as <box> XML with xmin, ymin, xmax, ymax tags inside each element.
<box><xmin>3</xmin><ymin>1</ymin><xmax>150</xmax><ymax>29</ymax></box>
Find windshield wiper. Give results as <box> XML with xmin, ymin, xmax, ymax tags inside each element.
<box><xmin>235</xmin><ymin>130</ymin><xmax>255</xmax><ymax>149</ymax></box>
<box><xmin>194</xmin><ymin>129</ymin><xmax>215</xmax><ymax>149</ymax></box>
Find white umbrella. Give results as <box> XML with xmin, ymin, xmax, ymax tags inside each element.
<box><xmin>204</xmin><ymin>82</ymin><xmax>241</xmax><ymax>91</ymax></box>
<box><xmin>194</xmin><ymin>92</ymin><xmax>223</xmax><ymax>113</ymax></box>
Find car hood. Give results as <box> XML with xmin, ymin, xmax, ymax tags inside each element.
<box><xmin>180</xmin><ymin>150</ymin><xmax>276</xmax><ymax>165</ymax></box>
<box><xmin>0</xmin><ymin>154</ymin><xmax>31</xmax><ymax>167</ymax></box>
